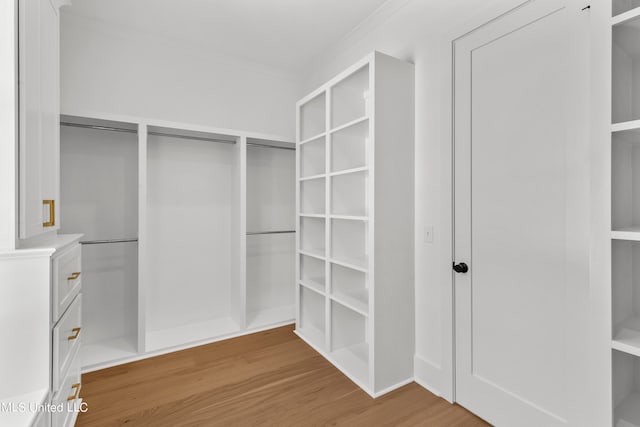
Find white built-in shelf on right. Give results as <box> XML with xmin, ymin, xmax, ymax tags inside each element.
<box><xmin>299</xmin><ymin>174</ymin><xmax>325</xmax><ymax>182</ymax></box>
<box><xmin>300</xmin><ymin>93</ymin><xmax>326</xmax><ymax>142</ymax></box>
<box><xmin>331</xmin><ymin>65</ymin><xmax>370</xmax><ymax>129</ymax></box>
<box><xmin>612</xmin><ymin>120</ymin><xmax>640</xmax><ymax>133</ymax></box>
<box><xmin>330</xmin><ymin>257</ymin><xmax>368</xmax><ymax>273</ymax></box>
<box><xmin>300</xmin><ymin>280</ymin><xmax>325</xmax><ymax>295</ymax></box>
<box><xmin>330</xmin><ymin>214</ymin><xmax>368</xmax><ymax>221</ymax></box>
<box><xmin>331</xmin><ymin>291</ymin><xmax>368</xmax><ymax>317</ymax></box>
<box><xmin>299</xmin><ymin>249</ymin><xmax>325</xmax><ymax>261</ymax></box>
<box><xmin>330</xmin><ymin>167</ymin><xmax>369</xmax><ymax>178</ymax></box>
<box><xmin>613</xmin><ymin>327</ymin><xmax>640</xmax><ymax>358</ymax></box>
<box><xmin>331</xmin><ymin>300</ymin><xmax>369</xmax><ymax>387</ymax></box>
<box><xmin>612</xmin><ymin>227</ymin><xmax>640</xmax><ymax>241</ymax></box>
<box><xmin>615</xmin><ymin>392</ymin><xmax>640</xmax><ymax>427</ymax></box>
<box><xmin>613</xmin><ymin>0</ymin><xmax>640</xmax><ymax>19</ymax></box>
<box><xmin>298</xmin><ymin>285</ymin><xmax>326</xmax><ymax>350</ymax></box>
<box><xmin>613</xmin><ymin>12</ymin><xmax>640</xmax><ymax>124</ymax></box>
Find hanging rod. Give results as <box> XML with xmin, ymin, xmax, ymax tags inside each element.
<box><xmin>61</xmin><ymin>122</ymin><xmax>137</xmax><ymax>134</ymax></box>
<box><xmin>148</xmin><ymin>131</ymin><xmax>236</xmax><ymax>145</ymax></box>
<box><xmin>247</xmin><ymin>142</ymin><xmax>295</xmax><ymax>151</ymax></box>
<box><xmin>246</xmin><ymin>230</ymin><xmax>295</xmax><ymax>236</ymax></box>
<box><xmin>80</xmin><ymin>238</ymin><xmax>139</xmax><ymax>245</ymax></box>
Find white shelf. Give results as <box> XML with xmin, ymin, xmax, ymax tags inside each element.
<box><xmin>299</xmin><ymin>279</ymin><xmax>325</xmax><ymax>295</ymax></box>
<box><xmin>82</xmin><ymin>336</ymin><xmax>138</xmax><ymax>369</ymax></box>
<box><xmin>614</xmin><ymin>317</ymin><xmax>640</xmax><ymax>357</ymax></box>
<box><xmin>246</xmin><ymin>305</ymin><xmax>294</xmax><ymax>329</ymax></box>
<box><xmin>299</xmin><ymin>132</ymin><xmax>326</xmax><ymax>146</ymax></box>
<box><xmin>296</xmin><ymin>325</ymin><xmax>326</xmax><ymax>351</ymax></box>
<box><xmin>299</xmin><ymin>248</ymin><xmax>325</xmax><ymax>261</ymax></box>
<box><xmin>330</xmin><ymin>166</ymin><xmax>369</xmax><ymax>178</ymax></box>
<box><xmin>299</xmin><ymin>213</ymin><xmax>325</xmax><ymax>219</ymax></box>
<box><xmin>616</xmin><ymin>392</ymin><xmax>640</xmax><ymax>427</ymax></box>
<box><xmin>331</xmin><ymin>342</ymin><xmax>369</xmax><ymax>388</ymax></box>
<box><xmin>331</xmin><ymin>292</ymin><xmax>368</xmax><ymax>317</ymax></box>
<box><xmin>332</xmin><ymin>289</ymin><xmax>368</xmax><ymax>317</ymax></box>
<box><xmin>330</xmin><ymin>257</ymin><xmax>368</xmax><ymax>273</ymax></box>
<box><xmin>613</xmin><ymin>120</ymin><xmax>640</xmax><ymax>133</ymax></box>
<box><xmin>299</xmin><ymin>173</ymin><xmax>325</xmax><ymax>182</ymax></box>
<box><xmin>300</xmin><ymin>92</ymin><xmax>326</xmax><ymax>141</ymax></box>
<box><xmin>612</xmin><ymin>228</ymin><xmax>640</xmax><ymax>241</ymax></box>
<box><xmin>330</xmin><ymin>214</ymin><xmax>368</xmax><ymax>221</ymax></box>
<box><xmin>145</xmin><ymin>317</ymin><xmax>241</xmax><ymax>352</ymax></box>
<box><xmin>613</xmin><ymin>5</ymin><xmax>640</xmax><ymax>25</ymax></box>
<box><xmin>330</xmin><ymin>116</ymin><xmax>369</xmax><ymax>134</ymax></box>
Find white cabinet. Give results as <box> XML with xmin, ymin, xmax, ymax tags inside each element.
<box><xmin>18</xmin><ymin>0</ymin><xmax>65</xmax><ymax>239</ymax></box>
<box><xmin>611</xmin><ymin>3</ymin><xmax>640</xmax><ymax>427</ymax></box>
<box><xmin>295</xmin><ymin>51</ymin><xmax>415</xmax><ymax>397</ymax></box>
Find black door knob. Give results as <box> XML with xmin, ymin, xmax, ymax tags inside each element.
<box><xmin>453</xmin><ymin>262</ymin><xmax>469</xmax><ymax>273</ymax></box>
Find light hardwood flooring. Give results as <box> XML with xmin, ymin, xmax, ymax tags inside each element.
<box><xmin>77</xmin><ymin>325</ymin><xmax>488</xmax><ymax>426</ymax></box>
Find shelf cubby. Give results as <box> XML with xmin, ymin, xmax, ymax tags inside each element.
<box><xmin>331</xmin><ymin>171</ymin><xmax>367</xmax><ymax>217</ymax></box>
<box><xmin>300</xmin><ymin>135</ymin><xmax>326</xmax><ymax>178</ymax></box>
<box><xmin>331</xmin><ymin>65</ymin><xmax>370</xmax><ymax>129</ymax></box>
<box><xmin>613</xmin><ymin>15</ymin><xmax>640</xmax><ymax>124</ymax></box>
<box><xmin>300</xmin><ymin>254</ymin><xmax>326</xmax><ymax>294</ymax></box>
<box><xmin>300</xmin><ymin>216</ymin><xmax>325</xmax><ymax>257</ymax></box>
<box><xmin>614</xmin><ymin>1</ymin><xmax>640</xmax><ymax>18</ymax></box>
<box><xmin>613</xmin><ymin>350</ymin><xmax>640</xmax><ymax>426</ymax></box>
<box><xmin>299</xmin><ymin>286</ymin><xmax>326</xmax><ymax>349</ymax></box>
<box><xmin>331</xmin><ymin>118</ymin><xmax>368</xmax><ymax>173</ymax></box>
<box><xmin>331</xmin><ymin>301</ymin><xmax>369</xmax><ymax>387</ymax></box>
<box><xmin>331</xmin><ymin>219</ymin><xmax>367</xmax><ymax>271</ymax></box>
<box><xmin>613</xmin><ymin>130</ymin><xmax>640</xmax><ymax>233</ymax></box>
<box><xmin>331</xmin><ymin>263</ymin><xmax>368</xmax><ymax>315</ymax></box>
<box><xmin>300</xmin><ymin>178</ymin><xmax>325</xmax><ymax>215</ymax></box>
<box><xmin>613</xmin><ymin>241</ymin><xmax>640</xmax><ymax>358</ymax></box>
<box><xmin>300</xmin><ymin>93</ymin><xmax>326</xmax><ymax>141</ymax></box>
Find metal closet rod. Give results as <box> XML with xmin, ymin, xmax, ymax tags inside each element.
<box><xmin>80</xmin><ymin>238</ymin><xmax>138</xmax><ymax>245</ymax></box>
<box><xmin>60</xmin><ymin>122</ymin><xmax>237</xmax><ymax>145</ymax></box>
<box><xmin>246</xmin><ymin>230</ymin><xmax>295</xmax><ymax>235</ymax></box>
<box><xmin>247</xmin><ymin>142</ymin><xmax>295</xmax><ymax>151</ymax></box>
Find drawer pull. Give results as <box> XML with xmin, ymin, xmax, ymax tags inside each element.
<box><xmin>67</xmin><ymin>272</ymin><xmax>81</xmax><ymax>281</ymax></box>
<box><xmin>43</xmin><ymin>200</ymin><xmax>55</xmax><ymax>227</ymax></box>
<box><xmin>67</xmin><ymin>383</ymin><xmax>81</xmax><ymax>401</ymax></box>
<box><xmin>68</xmin><ymin>327</ymin><xmax>81</xmax><ymax>340</ymax></box>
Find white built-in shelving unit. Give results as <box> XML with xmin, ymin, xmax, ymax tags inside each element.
<box><xmin>59</xmin><ymin>113</ymin><xmax>295</xmax><ymax>371</ymax></box>
<box><xmin>295</xmin><ymin>51</ymin><xmax>414</xmax><ymax>397</ymax></box>
<box><xmin>612</xmin><ymin>2</ymin><xmax>640</xmax><ymax>425</ymax></box>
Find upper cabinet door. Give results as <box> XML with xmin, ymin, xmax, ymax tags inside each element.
<box><xmin>19</xmin><ymin>0</ymin><xmax>61</xmax><ymax>239</ymax></box>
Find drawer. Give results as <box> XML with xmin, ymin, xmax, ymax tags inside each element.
<box><xmin>52</xmin><ymin>294</ymin><xmax>82</xmax><ymax>392</ymax></box>
<box><xmin>51</xmin><ymin>348</ymin><xmax>82</xmax><ymax>427</ymax></box>
<box><xmin>52</xmin><ymin>244</ymin><xmax>82</xmax><ymax>321</ymax></box>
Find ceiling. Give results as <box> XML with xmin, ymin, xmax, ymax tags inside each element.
<box><xmin>64</xmin><ymin>0</ymin><xmax>392</xmax><ymax>74</ymax></box>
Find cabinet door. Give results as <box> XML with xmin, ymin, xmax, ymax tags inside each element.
<box><xmin>19</xmin><ymin>0</ymin><xmax>60</xmax><ymax>239</ymax></box>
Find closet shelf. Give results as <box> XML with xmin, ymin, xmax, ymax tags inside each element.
<box><xmin>299</xmin><ymin>249</ymin><xmax>326</xmax><ymax>261</ymax></box>
<box><xmin>613</xmin><ymin>317</ymin><xmax>640</xmax><ymax>357</ymax></box>
<box><xmin>299</xmin><ymin>173</ymin><xmax>325</xmax><ymax>182</ymax></box>
<box><xmin>331</xmin><ymin>291</ymin><xmax>368</xmax><ymax>317</ymax></box>
<box><xmin>611</xmin><ymin>228</ymin><xmax>640</xmax><ymax>241</ymax></box>
<box><xmin>145</xmin><ymin>317</ymin><xmax>241</xmax><ymax>353</ymax></box>
<box><xmin>81</xmin><ymin>336</ymin><xmax>138</xmax><ymax>369</ymax></box>
<box><xmin>615</xmin><ymin>392</ymin><xmax>640</xmax><ymax>427</ymax></box>
<box><xmin>612</xmin><ymin>7</ymin><xmax>640</xmax><ymax>26</ymax></box>
<box><xmin>299</xmin><ymin>279</ymin><xmax>325</xmax><ymax>295</ymax></box>
<box><xmin>329</xmin><ymin>257</ymin><xmax>368</xmax><ymax>273</ymax></box>
<box><xmin>331</xmin><ymin>342</ymin><xmax>369</xmax><ymax>388</ymax></box>
<box><xmin>330</xmin><ymin>214</ymin><xmax>368</xmax><ymax>221</ymax></box>
<box><xmin>330</xmin><ymin>116</ymin><xmax>369</xmax><ymax>134</ymax></box>
<box><xmin>296</xmin><ymin>325</ymin><xmax>325</xmax><ymax>350</ymax></box>
<box><xmin>612</xmin><ymin>120</ymin><xmax>640</xmax><ymax>133</ymax></box>
<box><xmin>330</xmin><ymin>167</ymin><xmax>369</xmax><ymax>178</ymax></box>
<box><xmin>299</xmin><ymin>133</ymin><xmax>326</xmax><ymax>146</ymax></box>
<box><xmin>299</xmin><ymin>213</ymin><xmax>326</xmax><ymax>219</ymax></box>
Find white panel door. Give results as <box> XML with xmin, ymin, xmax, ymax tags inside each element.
<box><xmin>453</xmin><ymin>1</ymin><xmax>589</xmax><ymax>426</ymax></box>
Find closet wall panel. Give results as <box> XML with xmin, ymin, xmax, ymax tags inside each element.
<box><xmin>145</xmin><ymin>133</ymin><xmax>241</xmax><ymax>350</ymax></box>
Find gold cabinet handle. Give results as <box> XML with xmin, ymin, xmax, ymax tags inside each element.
<box><xmin>43</xmin><ymin>200</ymin><xmax>55</xmax><ymax>227</ymax></box>
<box><xmin>67</xmin><ymin>272</ymin><xmax>81</xmax><ymax>281</ymax></box>
<box><xmin>67</xmin><ymin>383</ymin><xmax>81</xmax><ymax>401</ymax></box>
<box><xmin>68</xmin><ymin>327</ymin><xmax>81</xmax><ymax>340</ymax></box>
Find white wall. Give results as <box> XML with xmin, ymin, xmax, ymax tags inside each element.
<box><xmin>298</xmin><ymin>3</ymin><xmax>609</xmax><ymax>426</ymax></box>
<box><xmin>60</xmin><ymin>12</ymin><xmax>300</xmax><ymax>140</ymax></box>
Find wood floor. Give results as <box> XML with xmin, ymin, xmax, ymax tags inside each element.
<box><xmin>77</xmin><ymin>325</ymin><xmax>488</xmax><ymax>426</ymax></box>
